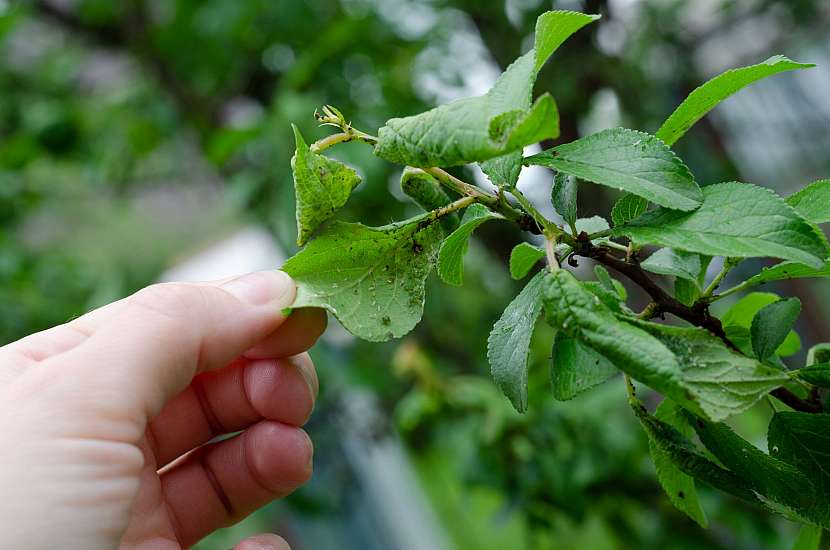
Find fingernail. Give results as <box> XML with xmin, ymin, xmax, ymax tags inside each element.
<box><xmin>290</xmin><ymin>355</ymin><xmax>319</xmax><ymax>401</ymax></box>
<box><xmin>222</xmin><ymin>271</ymin><xmax>294</xmax><ymax>307</ymax></box>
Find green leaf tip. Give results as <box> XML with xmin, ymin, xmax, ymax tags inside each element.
<box><xmin>437</xmin><ymin>204</ymin><xmax>502</xmax><ymax>286</ymax></box>
<box><xmin>509</xmin><ymin>242</ymin><xmax>545</xmax><ymax>280</ymax></box>
<box><xmin>656</xmin><ymin>55</ymin><xmax>814</xmax><ymax>146</ymax></box>
<box><xmin>750</xmin><ymin>297</ymin><xmax>801</xmax><ymax>361</ymax></box>
<box><xmin>374</xmin><ymin>10</ymin><xmax>595</xmax><ymax>173</ymax></box>
<box><xmin>533</xmin><ymin>11</ymin><xmax>601</xmax><ymax>74</ymax></box>
<box><xmin>488</xmin><ymin>271</ymin><xmax>546</xmax><ymax>412</ymax></box>
<box><xmin>291</xmin><ymin>124</ymin><xmax>362</xmax><ymax>246</ymax></box>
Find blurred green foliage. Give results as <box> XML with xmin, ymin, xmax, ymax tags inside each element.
<box><xmin>2</xmin><ymin>1</ymin><xmax>829</xmax><ymax>548</ymax></box>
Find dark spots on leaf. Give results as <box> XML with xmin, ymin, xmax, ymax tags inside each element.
<box><xmin>381</xmin><ymin>315</ymin><xmax>391</xmax><ymax>326</ymax></box>
<box><xmin>412</xmin><ymin>243</ymin><xmax>423</xmax><ymax>254</ymax></box>
<box><xmin>386</xmin><ymin>331</ymin><xmax>394</xmax><ymax>340</ymax></box>
<box><xmin>678</xmin><ymin>491</ymin><xmax>685</xmax><ymax>499</ymax></box>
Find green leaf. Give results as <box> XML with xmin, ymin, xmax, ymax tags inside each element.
<box><xmin>375</xmin><ymin>65</ymin><xmax>557</xmax><ymax>168</ymax></box>
<box><xmin>675</xmin><ymin>278</ymin><xmax>700</xmax><ymax>307</ymax></box>
<box><xmin>632</xmin><ymin>401</ymin><xmax>757</xmax><ymax>503</ymax></box>
<box><xmin>437</xmin><ymin>204</ymin><xmax>502</xmax><ymax>286</ymax></box>
<box><xmin>542</xmin><ymin>270</ymin><xmax>689</xmax><ymax>405</ymax></box>
<box><xmin>769</xmin><ymin>412</ymin><xmax>830</xmax><ymax>495</ymax></box>
<box><xmin>583</xmin><ymin>281</ymin><xmax>629</xmax><ymax>315</ymax></box>
<box><xmin>480</xmin><ymin>11</ymin><xmax>601</xmax><ymax>187</ymax></box>
<box><xmin>723</xmin><ymin>325</ymin><xmax>755</xmax><ymax>358</ymax></box>
<box><xmin>509</xmin><ymin>242</ymin><xmax>545</xmax><ymax>279</ymax></box>
<box><xmin>593</xmin><ymin>265</ymin><xmax>616</xmax><ymax>294</ymax></box>
<box><xmin>656</xmin><ymin>56</ymin><xmax>815</xmax><ymax>146</ymax></box>
<box><xmin>742</xmin><ymin>259</ymin><xmax>830</xmax><ymax>288</ymax></box>
<box><xmin>793</xmin><ymin>525</ymin><xmax>823</xmax><ymax>550</ymax></box>
<box><xmin>751</xmin><ymin>298</ymin><xmax>801</xmax><ymax>361</ymax></box>
<box><xmin>797</xmin><ymin>363</ymin><xmax>830</xmax><ymax>388</ymax></box>
<box><xmin>721</xmin><ymin>293</ymin><xmax>801</xmax><ymax>357</ymax></box>
<box><xmin>283</xmin><ymin>214</ymin><xmax>443</xmax><ymax>342</ymax></box>
<box><xmin>551</xmin><ymin>172</ymin><xmax>577</xmax><ymax>228</ymax></box>
<box><xmin>630</xmin><ymin>320</ymin><xmax>789</xmax><ymax>422</ymax></box>
<box><xmin>487</xmin><ymin>271</ymin><xmax>546</xmax><ymax>412</ymax></box>
<box><xmin>611</xmin><ymin>193</ymin><xmax>649</xmax><ymax>226</ymax></box>
<box><xmin>550</xmin><ymin>333</ymin><xmax>618</xmax><ymax>401</ymax></box>
<box><xmin>692</xmin><ymin>416</ymin><xmax>827</xmax><ymax>526</ymax></box>
<box><xmin>614</xmin><ymin>182</ymin><xmax>829</xmax><ymax>269</ymax></box>
<box><xmin>291</xmin><ymin>125</ymin><xmax>362</xmax><ymax>246</ymax></box>
<box><xmin>787</xmin><ymin>179</ymin><xmax>830</xmax><ymax>224</ymax></box>
<box><xmin>648</xmin><ymin>399</ymin><xmax>708</xmax><ymax>527</ymax></box>
<box><xmin>375</xmin><ymin>11</ymin><xmax>598</xmax><ymax>171</ymax></box>
<box><xmin>400</xmin><ymin>167</ymin><xmax>459</xmax><ymax>231</ymax></box>
<box><xmin>533</xmin><ymin>11</ymin><xmax>602</xmax><ymax>73</ymax></box>
<box><xmin>524</xmin><ymin>128</ymin><xmax>702</xmax><ymax>211</ymax></box>
<box><xmin>808</xmin><ymin>344</ymin><xmax>830</xmax><ymax>366</ymax></box>
<box><xmin>641</xmin><ymin>248</ymin><xmax>701</xmax><ymax>282</ymax></box>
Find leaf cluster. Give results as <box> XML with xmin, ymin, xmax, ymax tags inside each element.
<box><xmin>284</xmin><ymin>10</ymin><xmax>830</xmax><ymax>538</ymax></box>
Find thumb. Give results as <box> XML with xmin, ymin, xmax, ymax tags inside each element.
<box><xmin>38</xmin><ymin>270</ymin><xmax>297</xmax><ymax>438</ymax></box>
<box><xmin>234</xmin><ymin>533</ymin><xmax>291</xmax><ymax>550</ymax></box>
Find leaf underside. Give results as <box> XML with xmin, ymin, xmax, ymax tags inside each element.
<box><xmin>283</xmin><ymin>215</ymin><xmax>443</xmax><ymax>342</ymax></box>
<box><xmin>615</xmin><ymin>182</ymin><xmax>829</xmax><ymax>269</ymax></box>
<box><xmin>787</xmin><ymin>179</ymin><xmax>830</xmax><ymax>224</ymax></box>
<box><xmin>641</xmin><ymin>248</ymin><xmax>702</xmax><ymax>282</ymax></box>
<box><xmin>374</xmin><ymin>11</ymin><xmax>598</xmax><ymax>176</ymax></box>
<box><xmin>630</xmin><ymin>320</ymin><xmax>789</xmax><ymax>422</ymax></box>
<box><xmin>693</xmin><ymin>416</ymin><xmax>828</xmax><ymax>526</ymax></box>
<box><xmin>550</xmin><ymin>333</ymin><xmax>618</xmax><ymax>401</ymax></box>
<box><xmin>611</xmin><ymin>193</ymin><xmax>649</xmax><ymax>226</ymax></box>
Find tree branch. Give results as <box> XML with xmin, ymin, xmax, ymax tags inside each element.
<box><xmin>571</xmin><ymin>234</ymin><xmax>822</xmax><ymax>415</ymax></box>
<box><xmin>32</xmin><ymin>0</ymin><xmax>217</xmax><ymax>127</ymax></box>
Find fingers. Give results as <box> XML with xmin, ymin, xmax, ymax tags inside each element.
<box><xmin>161</xmin><ymin>421</ymin><xmax>312</xmax><ymax>547</ymax></box>
<box><xmin>244</xmin><ymin>308</ymin><xmax>327</xmax><ymax>360</ymax></box>
<box><xmin>40</xmin><ymin>271</ymin><xmax>297</xmax><ymax>438</ymax></box>
<box><xmin>149</xmin><ymin>354</ymin><xmax>318</xmax><ymax>467</ymax></box>
<box><xmin>234</xmin><ymin>534</ymin><xmax>290</xmax><ymax>550</ymax></box>
<box><xmin>0</xmin><ymin>271</ymin><xmax>311</xmax><ymax>368</ymax></box>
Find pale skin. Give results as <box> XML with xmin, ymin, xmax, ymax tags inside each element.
<box><xmin>0</xmin><ymin>270</ymin><xmax>327</xmax><ymax>549</ymax></box>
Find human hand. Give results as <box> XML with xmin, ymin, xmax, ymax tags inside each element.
<box><xmin>0</xmin><ymin>271</ymin><xmax>326</xmax><ymax>549</ymax></box>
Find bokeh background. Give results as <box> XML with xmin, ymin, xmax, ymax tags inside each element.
<box><xmin>2</xmin><ymin>0</ymin><xmax>830</xmax><ymax>548</ymax></box>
